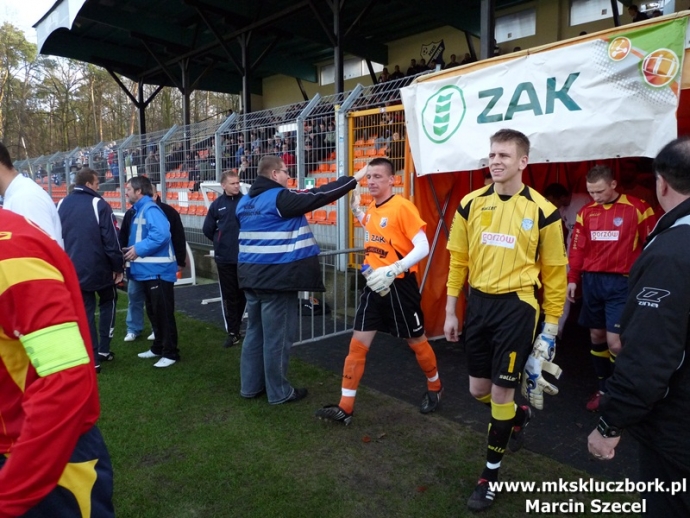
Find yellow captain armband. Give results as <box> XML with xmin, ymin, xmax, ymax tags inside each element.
<box><xmin>21</xmin><ymin>322</ymin><xmax>90</xmax><ymax>377</ymax></box>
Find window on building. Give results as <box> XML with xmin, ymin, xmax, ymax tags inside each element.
<box><xmin>495</xmin><ymin>8</ymin><xmax>537</xmax><ymax>43</ymax></box>
<box><xmin>320</xmin><ymin>59</ymin><xmax>384</xmax><ymax>86</ymax></box>
<box><xmin>570</xmin><ymin>0</ymin><xmax>625</xmax><ymax>26</ymax></box>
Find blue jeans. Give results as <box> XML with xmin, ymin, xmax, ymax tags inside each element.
<box><xmin>126</xmin><ymin>278</ymin><xmax>146</xmax><ymax>335</ymax></box>
<box><xmin>240</xmin><ymin>290</ymin><xmax>298</xmax><ymax>404</ymax></box>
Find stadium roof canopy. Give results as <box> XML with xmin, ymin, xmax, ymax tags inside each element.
<box><xmin>35</xmin><ymin>0</ymin><xmax>529</xmax><ymax>98</ymax></box>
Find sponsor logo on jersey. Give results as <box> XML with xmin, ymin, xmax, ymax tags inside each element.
<box><xmin>365</xmin><ymin>246</ymin><xmax>388</xmax><ymax>258</ymax></box>
<box><xmin>481</xmin><ymin>206</ymin><xmax>496</xmax><ymax>211</ymax></box>
<box><xmin>591</xmin><ymin>230</ymin><xmax>619</xmax><ymax>241</ymax></box>
<box><xmin>481</xmin><ymin>232</ymin><xmax>516</xmax><ymax>249</ymax></box>
<box><xmin>370</xmin><ymin>234</ymin><xmax>386</xmax><ymax>243</ymax></box>
<box><xmin>613</xmin><ymin>217</ymin><xmax>623</xmax><ymax>227</ymax></box>
<box><xmin>636</xmin><ymin>287</ymin><xmax>671</xmax><ymax>308</ymax></box>
<box><xmin>522</xmin><ymin>218</ymin><xmax>534</xmax><ymax>231</ymax></box>
<box><xmin>380</xmin><ymin>217</ymin><xmax>388</xmax><ymax>228</ymax></box>
<box><xmin>0</xmin><ymin>231</ymin><xmax>11</xmax><ymax>240</ymax></box>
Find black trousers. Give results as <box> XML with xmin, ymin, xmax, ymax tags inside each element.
<box><xmin>82</xmin><ymin>285</ymin><xmax>118</xmax><ymax>357</ymax></box>
<box><xmin>639</xmin><ymin>441</ymin><xmax>690</xmax><ymax>517</ymax></box>
<box><xmin>217</xmin><ymin>262</ymin><xmax>246</xmax><ymax>336</ymax></box>
<box><xmin>143</xmin><ymin>278</ymin><xmax>179</xmax><ymax>360</ymax></box>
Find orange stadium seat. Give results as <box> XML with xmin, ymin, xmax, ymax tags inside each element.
<box><xmin>318</xmin><ymin>163</ymin><xmax>329</xmax><ymax>173</ymax></box>
<box><xmin>316</xmin><ymin>178</ymin><xmax>329</xmax><ymax>187</ymax></box>
<box><xmin>394</xmin><ymin>175</ymin><xmax>403</xmax><ymax>186</ymax></box>
<box><xmin>328</xmin><ymin>163</ymin><xmax>337</xmax><ymax>172</ymax></box>
<box><xmin>312</xmin><ymin>210</ymin><xmax>327</xmax><ymax>223</ymax></box>
<box><xmin>326</xmin><ymin>211</ymin><xmax>337</xmax><ymax>225</ymax></box>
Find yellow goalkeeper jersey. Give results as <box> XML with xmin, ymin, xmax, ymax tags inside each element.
<box><xmin>447</xmin><ymin>183</ymin><xmax>567</xmax><ymax>320</ymax></box>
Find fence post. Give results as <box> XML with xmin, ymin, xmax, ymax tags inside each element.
<box><xmin>335</xmin><ymin>84</ymin><xmax>363</xmax><ymax>271</ymax></box>
<box><xmin>158</xmin><ymin>125</ymin><xmax>178</xmax><ymax>202</ymax></box>
<box><xmin>214</xmin><ymin>113</ymin><xmax>237</xmax><ymax>181</ymax></box>
<box><xmin>295</xmin><ymin>93</ymin><xmax>322</xmax><ymax>188</ymax></box>
<box><xmin>118</xmin><ymin>134</ymin><xmax>136</xmax><ymax>208</ymax></box>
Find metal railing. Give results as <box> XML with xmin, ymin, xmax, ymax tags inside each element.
<box><xmin>296</xmin><ymin>248</ymin><xmax>364</xmax><ymax>345</ymax></box>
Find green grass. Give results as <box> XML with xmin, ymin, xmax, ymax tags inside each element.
<box><xmin>98</xmin><ymin>296</ymin><xmax>638</xmax><ymax>517</ymax></box>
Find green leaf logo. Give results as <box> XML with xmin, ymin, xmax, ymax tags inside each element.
<box><xmin>421</xmin><ymin>85</ymin><xmax>466</xmax><ymax>144</ymax></box>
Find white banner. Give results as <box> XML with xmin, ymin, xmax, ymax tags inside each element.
<box><xmin>401</xmin><ymin>19</ymin><xmax>688</xmax><ymax>175</ymax></box>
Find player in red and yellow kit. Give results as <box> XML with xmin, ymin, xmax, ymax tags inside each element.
<box><xmin>567</xmin><ymin>165</ymin><xmax>656</xmax><ymax>412</ymax></box>
<box><xmin>315</xmin><ymin>158</ymin><xmax>442</xmax><ymax>424</ymax></box>
<box><xmin>0</xmin><ymin>209</ymin><xmax>114</xmax><ymax>517</ymax></box>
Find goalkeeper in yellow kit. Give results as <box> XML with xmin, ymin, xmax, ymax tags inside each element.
<box><xmin>444</xmin><ymin>129</ymin><xmax>567</xmax><ymax>512</ymax></box>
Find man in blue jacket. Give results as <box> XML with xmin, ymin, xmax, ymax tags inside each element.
<box><xmin>203</xmin><ymin>170</ymin><xmax>245</xmax><ymax>348</ymax></box>
<box><xmin>123</xmin><ymin>176</ymin><xmax>180</xmax><ymax>368</ymax></box>
<box><xmin>58</xmin><ymin>168</ymin><xmax>124</xmax><ymax>372</ymax></box>
<box><xmin>236</xmin><ymin>155</ymin><xmax>367</xmax><ymax>404</ymax></box>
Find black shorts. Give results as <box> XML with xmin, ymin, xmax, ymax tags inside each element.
<box><xmin>354</xmin><ymin>272</ymin><xmax>425</xmax><ymax>338</ymax></box>
<box><xmin>463</xmin><ymin>289</ymin><xmax>539</xmax><ymax>388</ymax></box>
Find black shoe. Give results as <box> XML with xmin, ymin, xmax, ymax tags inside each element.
<box><xmin>508</xmin><ymin>405</ymin><xmax>532</xmax><ymax>453</ymax></box>
<box><xmin>95</xmin><ymin>364</ymin><xmax>101</xmax><ymax>374</ymax></box>
<box><xmin>223</xmin><ymin>333</ymin><xmax>242</xmax><ymax>348</ymax></box>
<box><xmin>284</xmin><ymin>387</ymin><xmax>308</xmax><ymax>403</ymax></box>
<box><xmin>98</xmin><ymin>351</ymin><xmax>115</xmax><ymax>362</ymax></box>
<box><xmin>315</xmin><ymin>404</ymin><xmax>353</xmax><ymax>425</ymax></box>
<box><xmin>467</xmin><ymin>479</ymin><xmax>496</xmax><ymax>512</ymax></box>
<box><xmin>420</xmin><ymin>385</ymin><xmax>444</xmax><ymax>414</ymax></box>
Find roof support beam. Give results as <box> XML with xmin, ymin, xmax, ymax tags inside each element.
<box><xmin>194</xmin><ymin>6</ymin><xmax>243</xmax><ymax>74</ymax></box>
<box><xmin>610</xmin><ymin>0</ymin><xmax>621</xmax><ymax>27</ymax></box>
<box><xmin>343</xmin><ymin>0</ymin><xmax>377</xmax><ymax>38</ymax></box>
<box><xmin>479</xmin><ymin>0</ymin><xmax>496</xmax><ymax>60</ymax></box>
<box><xmin>139</xmin><ymin>39</ymin><xmax>183</xmax><ymax>90</ymax></box>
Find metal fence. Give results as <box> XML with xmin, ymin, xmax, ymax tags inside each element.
<box><xmin>296</xmin><ymin>248</ymin><xmax>364</xmax><ymax>345</ymax></box>
<box><xmin>20</xmin><ymin>76</ymin><xmax>423</xmax><ymax>254</ymax></box>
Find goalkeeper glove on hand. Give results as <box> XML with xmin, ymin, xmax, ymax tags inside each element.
<box><xmin>366</xmin><ymin>261</ymin><xmax>405</xmax><ymax>293</ymax></box>
<box><xmin>521</xmin><ymin>322</ymin><xmax>562</xmax><ymax>410</ymax></box>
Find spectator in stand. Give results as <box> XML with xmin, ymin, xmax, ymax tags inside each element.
<box><xmin>567</xmin><ymin>166</ymin><xmax>656</xmax><ymax>412</ymax></box>
<box><xmin>416</xmin><ymin>58</ymin><xmax>427</xmax><ymax>73</ymax></box>
<box><xmin>378</xmin><ymin>68</ymin><xmax>390</xmax><ymax>83</ymax></box>
<box><xmin>203</xmin><ymin>171</ymin><xmax>246</xmax><ymax>348</ymax></box>
<box><xmin>58</xmin><ymin>168</ymin><xmax>124</xmax><ymax>373</ymax></box>
<box><xmin>444</xmin><ymin>54</ymin><xmax>460</xmax><ymax>69</ymax></box>
<box><xmin>0</xmin><ymin>141</ymin><xmax>64</xmax><ymax>248</ymax></box>
<box><xmin>325</xmin><ymin>121</ymin><xmax>336</xmax><ymax>155</ymax></box>
<box><xmin>0</xmin><ymin>208</ymin><xmax>115</xmax><ymax>518</ymax></box>
<box><xmin>406</xmin><ymin>59</ymin><xmax>418</xmax><ymax>76</ymax></box>
<box><xmin>304</xmin><ymin>140</ymin><xmax>316</xmax><ymax>173</ymax></box>
<box><xmin>628</xmin><ymin>4</ymin><xmax>649</xmax><ymax>22</ymax></box>
<box><xmin>544</xmin><ymin>183</ymin><xmax>591</xmax><ymax>341</ymax></box>
<box><xmin>389</xmin><ymin>131</ymin><xmax>405</xmax><ymax>172</ymax></box>
<box><xmin>281</xmin><ymin>144</ymin><xmax>296</xmax><ymax>176</ymax></box>
<box><xmin>651</xmin><ymin>9</ymin><xmax>663</xmax><ymax>17</ymax></box>
<box><xmin>389</xmin><ymin>65</ymin><xmax>404</xmax><ymax>80</ymax></box>
<box><xmin>460</xmin><ymin>52</ymin><xmax>475</xmax><ymax>65</ymax></box>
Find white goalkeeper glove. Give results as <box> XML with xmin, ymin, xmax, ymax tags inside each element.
<box><xmin>521</xmin><ymin>322</ymin><xmax>562</xmax><ymax>410</ymax></box>
<box><xmin>350</xmin><ymin>187</ymin><xmax>364</xmax><ymax>220</ymax></box>
<box><xmin>366</xmin><ymin>261</ymin><xmax>405</xmax><ymax>293</ymax></box>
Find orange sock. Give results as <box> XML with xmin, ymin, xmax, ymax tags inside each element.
<box><xmin>409</xmin><ymin>340</ymin><xmax>442</xmax><ymax>391</ymax></box>
<box><xmin>338</xmin><ymin>338</ymin><xmax>369</xmax><ymax>414</ymax></box>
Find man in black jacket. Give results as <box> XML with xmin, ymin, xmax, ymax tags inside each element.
<box><xmin>588</xmin><ymin>136</ymin><xmax>690</xmax><ymax>517</ymax></box>
<box><xmin>119</xmin><ymin>182</ymin><xmax>186</xmax><ymax>343</ymax></box>
<box><xmin>58</xmin><ymin>168</ymin><xmax>124</xmax><ymax>371</ymax></box>
<box><xmin>236</xmin><ymin>156</ymin><xmax>367</xmax><ymax>404</ymax></box>
<box><xmin>202</xmin><ymin>171</ymin><xmax>246</xmax><ymax>348</ymax></box>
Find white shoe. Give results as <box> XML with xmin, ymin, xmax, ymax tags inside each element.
<box><xmin>138</xmin><ymin>350</ymin><xmax>160</xmax><ymax>359</ymax></box>
<box><xmin>124</xmin><ymin>332</ymin><xmax>138</xmax><ymax>342</ymax></box>
<box><xmin>153</xmin><ymin>357</ymin><xmax>176</xmax><ymax>368</ymax></box>
<box><xmin>148</xmin><ymin>332</ymin><xmax>156</xmax><ymax>340</ymax></box>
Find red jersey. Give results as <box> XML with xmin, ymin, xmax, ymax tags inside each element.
<box><xmin>0</xmin><ymin>210</ymin><xmax>100</xmax><ymax>517</ymax></box>
<box><xmin>568</xmin><ymin>194</ymin><xmax>656</xmax><ymax>283</ymax></box>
